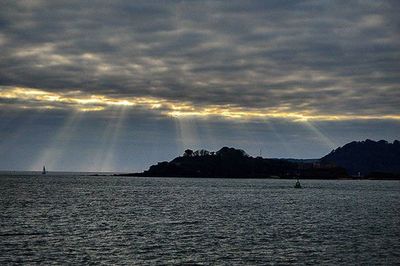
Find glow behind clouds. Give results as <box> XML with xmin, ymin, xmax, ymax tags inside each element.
<box><xmin>1</xmin><ymin>86</ymin><xmax>400</xmax><ymax>121</ymax></box>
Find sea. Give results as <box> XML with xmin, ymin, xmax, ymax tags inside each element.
<box><xmin>1</xmin><ymin>173</ymin><xmax>399</xmax><ymax>265</ymax></box>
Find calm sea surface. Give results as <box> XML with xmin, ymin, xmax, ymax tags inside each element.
<box><xmin>1</xmin><ymin>175</ymin><xmax>399</xmax><ymax>265</ymax></box>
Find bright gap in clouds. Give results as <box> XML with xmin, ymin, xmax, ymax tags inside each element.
<box><xmin>2</xmin><ymin>86</ymin><xmax>400</xmax><ymax>122</ymax></box>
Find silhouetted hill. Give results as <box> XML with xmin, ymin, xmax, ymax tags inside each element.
<box><xmin>129</xmin><ymin>147</ymin><xmax>348</xmax><ymax>179</ymax></box>
<box><xmin>279</xmin><ymin>158</ymin><xmax>319</xmax><ymax>164</ymax></box>
<box><xmin>321</xmin><ymin>139</ymin><xmax>400</xmax><ymax>176</ymax></box>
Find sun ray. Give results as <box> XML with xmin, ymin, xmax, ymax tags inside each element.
<box><xmin>99</xmin><ymin>107</ymin><xmax>128</xmax><ymax>172</ymax></box>
<box><xmin>301</xmin><ymin>121</ymin><xmax>337</xmax><ymax>150</ymax></box>
<box><xmin>88</xmin><ymin>109</ymin><xmax>122</xmax><ymax>172</ymax></box>
<box><xmin>174</xmin><ymin>117</ymin><xmax>200</xmax><ymax>150</ymax></box>
<box><xmin>173</xmin><ymin>117</ymin><xmax>184</xmax><ymax>154</ymax></box>
<box><xmin>264</xmin><ymin>119</ymin><xmax>295</xmax><ymax>158</ymax></box>
<box><xmin>31</xmin><ymin>111</ymin><xmax>83</xmax><ymax>171</ymax></box>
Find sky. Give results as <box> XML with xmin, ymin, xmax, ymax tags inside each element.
<box><xmin>0</xmin><ymin>0</ymin><xmax>399</xmax><ymax>172</ymax></box>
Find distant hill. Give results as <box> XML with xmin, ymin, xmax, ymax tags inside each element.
<box><xmin>129</xmin><ymin>147</ymin><xmax>348</xmax><ymax>179</ymax></box>
<box><xmin>279</xmin><ymin>158</ymin><xmax>319</xmax><ymax>164</ymax></box>
<box><xmin>321</xmin><ymin>139</ymin><xmax>400</xmax><ymax>175</ymax></box>
<box><xmin>124</xmin><ymin>140</ymin><xmax>400</xmax><ymax>179</ymax></box>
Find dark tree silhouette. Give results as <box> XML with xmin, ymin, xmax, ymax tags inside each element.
<box><xmin>183</xmin><ymin>149</ymin><xmax>194</xmax><ymax>157</ymax></box>
<box><xmin>199</xmin><ymin>149</ymin><xmax>210</xmax><ymax>156</ymax></box>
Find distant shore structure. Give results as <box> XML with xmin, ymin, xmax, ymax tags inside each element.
<box><xmin>42</xmin><ymin>166</ymin><xmax>46</xmax><ymax>175</ymax></box>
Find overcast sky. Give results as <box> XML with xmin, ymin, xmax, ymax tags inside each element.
<box><xmin>0</xmin><ymin>0</ymin><xmax>399</xmax><ymax>172</ymax></box>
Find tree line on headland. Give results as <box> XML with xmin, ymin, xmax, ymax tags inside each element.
<box><xmin>124</xmin><ymin>140</ymin><xmax>400</xmax><ymax>179</ymax></box>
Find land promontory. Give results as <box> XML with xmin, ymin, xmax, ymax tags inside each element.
<box><xmin>124</xmin><ymin>140</ymin><xmax>400</xmax><ymax>179</ymax></box>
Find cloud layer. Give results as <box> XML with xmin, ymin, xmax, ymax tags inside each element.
<box><xmin>1</xmin><ymin>1</ymin><xmax>400</xmax><ymax>171</ymax></box>
<box><xmin>1</xmin><ymin>0</ymin><xmax>399</xmax><ymax>119</ymax></box>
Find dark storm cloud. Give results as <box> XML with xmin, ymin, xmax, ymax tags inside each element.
<box><xmin>0</xmin><ymin>0</ymin><xmax>399</xmax><ymax>116</ymax></box>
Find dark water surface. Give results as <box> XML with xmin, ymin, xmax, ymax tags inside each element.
<box><xmin>1</xmin><ymin>175</ymin><xmax>399</xmax><ymax>265</ymax></box>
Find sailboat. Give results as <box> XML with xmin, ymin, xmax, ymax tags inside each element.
<box><xmin>42</xmin><ymin>166</ymin><xmax>46</xmax><ymax>175</ymax></box>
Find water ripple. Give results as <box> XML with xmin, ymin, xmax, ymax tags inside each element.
<box><xmin>1</xmin><ymin>176</ymin><xmax>399</xmax><ymax>265</ymax></box>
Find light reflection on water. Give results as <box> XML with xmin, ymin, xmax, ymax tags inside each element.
<box><xmin>1</xmin><ymin>175</ymin><xmax>399</xmax><ymax>265</ymax></box>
